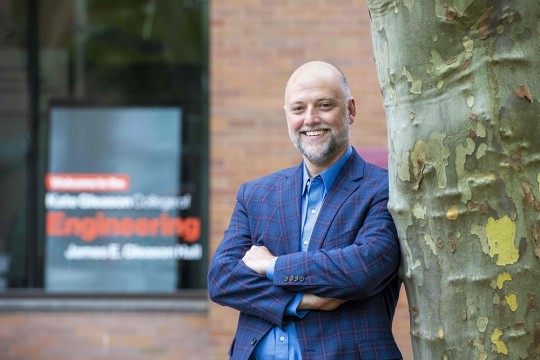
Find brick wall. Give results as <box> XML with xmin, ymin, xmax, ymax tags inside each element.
<box><xmin>209</xmin><ymin>1</ymin><xmax>410</xmax><ymax>359</ymax></box>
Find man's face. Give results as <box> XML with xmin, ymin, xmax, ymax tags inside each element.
<box><xmin>284</xmin><ymin>64</ymin><xmax>355</xmax><ymax>170</ymax></box>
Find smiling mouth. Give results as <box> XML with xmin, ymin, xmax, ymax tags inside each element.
<box><xmin>304</xmin><ymin>130</ymin><xmax>326</xmax><ymax>136</ymax></box>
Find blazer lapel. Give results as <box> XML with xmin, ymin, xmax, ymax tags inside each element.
<box><xmin>308</xmin><ymin>149</ymin><xmax>366</xmax><ymax>251</ymax></box>
<box><xmin>276</xmin><ymin>164</ymin><xmax>304</xmax><ymax>254</ymax></box>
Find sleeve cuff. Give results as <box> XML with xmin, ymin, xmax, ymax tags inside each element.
<box><xmin>284</xmin><ymin>292</ymin><xmax>308</xmax><ymax>318</ymax></box>
<box><xmin>266</xmin><ymin>257</ymin><xmax>278</xmax><ymax>281</ymax></box>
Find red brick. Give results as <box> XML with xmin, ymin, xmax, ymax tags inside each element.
<box><xmin>209</xmin><ymin>1</ymin><xmax>412</xmax><ymax>359</ymax></box>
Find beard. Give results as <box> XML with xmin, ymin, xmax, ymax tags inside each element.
<box><xmin>290</xmin><ymin>117</ymin><xmax>350</xmax><ymax>167</ymax></box>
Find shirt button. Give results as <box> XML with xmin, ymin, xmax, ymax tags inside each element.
<box><xmin>251</xmin><ymin>338</ymin><xmax>257</xmax><ymax>346</ymax></box>
<box><xmin>303</xmin><ymin>240</ymin><xmax>308</xmax><ymax>246</ymax></box>
<box><xmin>280</xmin><ymin>336</ymin><xmax>285</xmax><ymax>342</ymax></box>
<box><xmin>311</xmin><ymin>208</ymin><xmax>316</xmax><ymax>214</ymax></box>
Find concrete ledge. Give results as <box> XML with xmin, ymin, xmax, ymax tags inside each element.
<box><xmin>0</xmin><ymin>297</ymin><xmax>208</xmax><ymax>312</ymax></box>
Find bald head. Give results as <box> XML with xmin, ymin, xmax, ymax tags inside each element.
<box><xmin>285</xmin><ymin>61</ymin><xmax>351</xmax><ymax>105</ymax></box>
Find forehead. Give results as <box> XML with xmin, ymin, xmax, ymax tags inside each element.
<box><xmin>285</xmin><ymin>67</ymin><xmax>343</xmax><ymax>104</ymax></box>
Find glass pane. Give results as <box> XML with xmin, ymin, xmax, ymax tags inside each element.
<box><xmin>38</xmin><ymin>0</ymin><xmax>208</xmax><ymax>292</ymax></box>
<box><xmin>0</xmin><ymin>1</ymin><xmax>29</xmax><ymax>289</ymax></box>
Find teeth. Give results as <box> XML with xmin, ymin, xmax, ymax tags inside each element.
<box><xmin>305</xmin><ymin>130</ymin><xmax>325</xmax><ymax>136</ymax></box>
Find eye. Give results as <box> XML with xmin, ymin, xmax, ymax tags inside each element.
<box><xmin>291</xmin><ymin>106</ymin><xmax>304</xmax><ymax>112</ymax></box>
<box><xmin>319</xmin><ymin>102</ymin><xmax>333</xmax><ymax>109</ymax></box>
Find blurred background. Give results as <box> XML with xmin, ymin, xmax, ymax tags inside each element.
<box><xmin>0</xmin><ymin>0</ymin><xmax>411</xmax><ymax>358</ymax></box>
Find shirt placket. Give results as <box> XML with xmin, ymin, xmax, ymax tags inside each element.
<box><xmin>301</xmin><ymin>176</ymin><xmax>323</xmax><ymax>252</ymax></box>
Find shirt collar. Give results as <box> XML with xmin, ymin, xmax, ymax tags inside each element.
<box><xmin>302</xmin><ymin>146</ymin><xmax>352</xmax><ymax>195</ymax></box>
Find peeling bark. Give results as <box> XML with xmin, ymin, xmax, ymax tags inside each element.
<box><xmin>365</xmin><ymin>0</ymin><xmax>540</xmax><ymax>358</ymax></box>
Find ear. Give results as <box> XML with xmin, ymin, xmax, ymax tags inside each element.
<box><xmin>348</xmin><ymin>98</ymin><xmax>356</xmax><ymax>124</ymax></box>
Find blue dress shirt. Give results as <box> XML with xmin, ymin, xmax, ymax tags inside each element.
<box><xmin>250</xmin><ymin>146</ymin><xmax>353</xmax><ymax>360</ymax></box>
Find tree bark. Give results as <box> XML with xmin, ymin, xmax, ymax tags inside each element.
<box><xmin>365</xmin><ymin>0</ymin><xmax>540</xmax><ymax>358</ymax></box>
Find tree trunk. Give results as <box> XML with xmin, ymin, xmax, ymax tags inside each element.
<box><xmin>365</xmin><ymin>0</ymin><xmax>540</xmax><ymax>358</ymax></box>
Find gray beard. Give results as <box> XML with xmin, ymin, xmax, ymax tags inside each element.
<box><xmin>293</xmin><ymin>123</ymin><xmax>349</xmax><ymax>166</ymax></box>
<box><xmin>297</xmin><ymin>136</ymin><xmax>340</xmax><ymax>166</ymax></box>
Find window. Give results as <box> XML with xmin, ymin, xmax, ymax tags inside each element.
<box><xmin>0</xmin><ymin>0</ymin><xmax>208</xmax><ymax>293</ymax></box>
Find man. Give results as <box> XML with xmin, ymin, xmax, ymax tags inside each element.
<box><xmin>208</xmin><ymin>61</ymin><xmax>402</xmax><ymax>359</ymax></box>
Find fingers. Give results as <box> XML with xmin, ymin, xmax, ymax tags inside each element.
<box><xmin>299</xmin><ymin>294</ymin><xmax>346</xmax><ymax>311</ymax></box>
<box><xmin>241</xmin><ymin>245</ymin><xmax>275</xmax><ymax>275</ymax></box>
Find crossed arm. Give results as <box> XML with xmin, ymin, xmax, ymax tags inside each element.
<box><xmin>242</xmin><ymin>245</ymin><xmax>345</xmax><ymax>311</ymax></box>
<box><xmin>208</xmin><ymin>181</ymin><xmax>400</xmax><ymax>326</ymax></box>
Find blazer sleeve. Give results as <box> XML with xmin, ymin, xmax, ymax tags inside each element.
<box><xmin>272</xmin><ymin>181</ymin><xmax>400</xmax><ymax>301</ymax></box>
<box><xmin>207</xmin><ymin>182</ymin><xmax>297</xmax><ymax>328</ymax></box>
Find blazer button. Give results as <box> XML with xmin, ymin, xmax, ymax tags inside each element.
<box><xmin>283</xmin><ymin>275</ymin><xmax>289</xmax><ymax>282</ymax></box>
<box><xmin>299</xmin><ymin>276</ymin><xmax>305</xmax><ymax>282</ymax></box>
<box><xmin>251</xmin><ymin>338</ymin><xmax>258</xmax><ymax>346</ymax></box>
<box><xmin>293</xmin><ymin>276</ymin><xmax>299</xmax><ymax>282</ymax></box>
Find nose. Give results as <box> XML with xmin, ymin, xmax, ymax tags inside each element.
<box><xmin>304</xmin><ymin>106</ymin><xmax>320</xmax><ymax>125</ymax></box>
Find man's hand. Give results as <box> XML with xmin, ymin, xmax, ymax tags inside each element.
<box><xmin>242</xmin><ymin>245</ymin><xmax>277</xmax><ymax>275</ymax></box>
<box><xmin>298</xmin><ymin>294</ymin><xmax>346</xmax><ymax>311</ymax></box>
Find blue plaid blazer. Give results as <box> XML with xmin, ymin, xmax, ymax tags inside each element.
<box><xmin>208</xmin><ymin>148</ymin><xmax>402</xmax><ymax>359</ymax></box>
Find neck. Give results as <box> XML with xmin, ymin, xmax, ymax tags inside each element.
<box><xmin>305</xmin><ymin>163</ymin><xmax>325</xmax><ymax>178</ymax></box>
